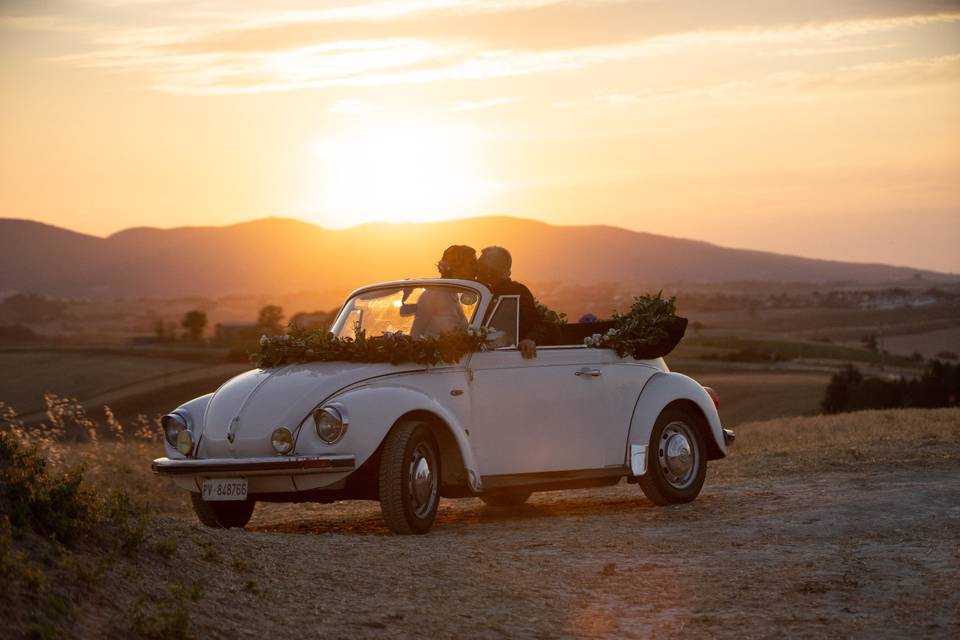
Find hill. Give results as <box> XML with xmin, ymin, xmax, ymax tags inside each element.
<box><xmin>0</xmin><ymin>216</ymin><xmax>955</xmax><ymax>299</ymax></box>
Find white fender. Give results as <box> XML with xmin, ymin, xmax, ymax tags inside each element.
<box><xmin>625</xmin><ymin>372</ymin><xmax>726</xmax><ymax>475</ymax></box>
<box><xmin>163</xmin><ymin>393</ymin><xmax>214</xmax><ymax>459</ymax></box>
<box><xmin>314</xmin><ymin>384</ymin><xmax>483</xmax><ymax>493</ymax></box>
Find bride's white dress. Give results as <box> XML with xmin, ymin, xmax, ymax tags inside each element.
<box><xmin>410</xmin><ymin>290</ymin><xmax>467</xmax><ymax>338</ymax></box>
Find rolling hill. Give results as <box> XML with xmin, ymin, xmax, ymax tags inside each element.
<box><xmin>0</xmin><ymin>216</ymin><xmax>954</xmax><ymax>299</ymax></box>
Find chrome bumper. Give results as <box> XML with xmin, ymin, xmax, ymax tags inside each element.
<box><xmin>723</xmin><ymin>428</ymin><xmax>736</xmax><ymax>446</ymax></box>
<box><xmin>152</xmin><ymin>454</ymin><xmax>355</xmax><ymax>476</ymax></box>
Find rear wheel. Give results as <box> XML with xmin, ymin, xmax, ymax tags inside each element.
<box><xmin>378</xmin><ymin>421</ymin><xmax>440</xmax><ymax>534</ymax></box>
<box><xmin>190</xmin><ymin>492</ymin><xmax>255</xmax><ymax>528</ymax></box>
<box><xmin>638</xmin><ymin>406</ymin><xmax>707</xmax><ymax>506</ymax></box>
<box><xmin>480</xmin><ymin>491</ymin><xmax>532</xmax><ymax>507</ymax></box>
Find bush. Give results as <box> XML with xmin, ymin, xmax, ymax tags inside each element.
<box><xmin>822</xmin><ymin>361</ymin><xmax>960</xmax><ymax>414</ymax></box>
<box><xmin>0</xmin><ymin>432</ymin><xmax>98</xmax><ymax>545</ymax></box>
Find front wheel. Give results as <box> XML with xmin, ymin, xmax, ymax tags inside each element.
<box><xmin>638</xmin><ymin>406</ymin><xmax>707</xmax><ymax>506</ymax></box>
<box><xmin>190</xmin><ymin>492</ymin><xmax>255</xmax><ymax>528</ymax></box>
<box><xmin>378</xmin><ymin>421</ymin><xmax>441</xmax><ymax>534</ymax></box>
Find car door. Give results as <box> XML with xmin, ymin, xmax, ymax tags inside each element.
<box><xmin>466</xmin><ymin>296</ymin><xmax>627</xmax><ymax>476</ymax></box>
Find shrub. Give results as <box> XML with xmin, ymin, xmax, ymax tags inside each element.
<box><xmin>0</xmin><ymin>432</ymin><xmax>98</xmax><ymax>545</ymax></box>
<box><xmin>821</xmin><ymin>361</ymin><xmax>960</xmax><ymax>414</ymax></box>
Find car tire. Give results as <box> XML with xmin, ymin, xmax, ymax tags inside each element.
<box><xmin>379</xmin><ymin>421</ymin><xmax>441</xmax><ymax>534</ymax></box>
<box><xmin>190</xmin><ymin>492</ymin><xmax>256</xmax><ymax>528</ymax></box>
<box><xmin>480</xmin><ymin>491</ymin><xmax>532</xmax><ymax>507</ymax></box>
<box><xmin>638</xmin><ymin>406</ymin><xmax>707</xmax><ymax>506</ymax></box>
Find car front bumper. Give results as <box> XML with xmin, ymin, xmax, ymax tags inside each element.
<box><xmin>152</xmin><ymin>454</ymin><xmax>356</xmax><ymax>477</ymax></box>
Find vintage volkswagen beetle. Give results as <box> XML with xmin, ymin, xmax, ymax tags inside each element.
<box><xmin>153</xmin><ymin>279</ymin><xmax>734</xmax><ymax>534</ymax></box>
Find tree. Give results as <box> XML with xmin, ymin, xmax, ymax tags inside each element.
<box><xmin>821</xmin><ymin>365</ymin><xmax>863</xmax><ymax>414</ymax></box>
<box><xmin>289</xmin><ymin>308</ymin><xmax>337</xmax><ymax>332</ymax></box>
<box><xmin>181</xmin><ymin>310</ymin><xmax>207</xmax><ymax>341</ymax></box>
<box><xmin>257</xmin><ymin>305</ymin><xmax>285</xmax><ymax>336</ymax></box>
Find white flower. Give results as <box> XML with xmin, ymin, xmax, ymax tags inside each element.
<box><xmin>259</xmin><ymin>334</ymin><xmax>268</xmax><ymax>346</ymax></box>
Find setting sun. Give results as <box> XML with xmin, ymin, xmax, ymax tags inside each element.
<box><xmin>306</xmin><ymin>120</ymin><xmax>494</xmax><ymax>227</ymax></box>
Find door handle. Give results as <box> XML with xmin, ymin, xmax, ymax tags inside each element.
<box><xmin>575</xmin><ymin>368</ymin><xmax>602</xmax><ymax>377</ymax></box>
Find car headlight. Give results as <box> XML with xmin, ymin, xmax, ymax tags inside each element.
<box><xmin>162</xmin><ymin>414</ymin><xmax>189</xmax><ymax>447</ymax></box>
<box><xmin>271</xmin><ymin>427</ymin><xmax>294</xmax><ymax>454</ymax></box>
<box><xmin>313</xmin><ymin>405</ymin><xmax>348</xmax><ymax>444</ymax></box>
<box><xmin>176</xmin><ymin>428</ymin><xmax>195</xmax><ymax>456</ymax></box>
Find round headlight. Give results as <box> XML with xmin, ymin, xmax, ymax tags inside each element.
<box><xmin>271</xmin><ymin>427</ymin><xmax>294</xmax><ymax>455</ymax></box>
<box><xmin>175</xmin><ymin>428</ymin><xmax>194</xmax><ymax>456</ymax></box>
<box><xmin>313</xmin><ymin>406</ymin><xmax>348</xmax><ymax>444</ymax></box>
<box><xmin>163</xmin><ymin>414</ymin><xmax>188</xmax><ymax>447</ymax></box>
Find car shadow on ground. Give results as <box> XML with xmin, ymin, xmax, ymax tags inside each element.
<box><xmin>245</xmin><ymin>489</ymin><xmax>727</xmax><ymax>536</ymax></box>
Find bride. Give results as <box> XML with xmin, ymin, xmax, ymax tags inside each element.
<box><xmin>410</xmin><ymin>245</ymin><xmax>477</xmax><ymax>338</ymax></box>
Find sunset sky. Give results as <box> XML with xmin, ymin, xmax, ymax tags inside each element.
<box><xmin>1</xmin><ymin>0</ymin><xmax>958</xmax><ymax>272</ymax></box>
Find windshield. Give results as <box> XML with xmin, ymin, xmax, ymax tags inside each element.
<box><xmin>332</xmin><ymin>285</ymin><xmax>481</xmax><ymax>340</ymax></box>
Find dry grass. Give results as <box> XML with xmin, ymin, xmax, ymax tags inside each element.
<box><xmin>714</xmin><ymin>407</ymin><xmax>960</xmax><ymax>480</ymax></box>
<box><xmin>0</xmin><ymin>396</ymin><xmax>187</xmax><ymax>518</ymax></box>
<box><xmin>3</xmin><ymin>403</ymin><xmax>958</xmax><ymax>638</ymax></box>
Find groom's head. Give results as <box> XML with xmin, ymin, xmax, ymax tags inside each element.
<box><xmin>477</xmin><ymin>246</ymin><xmax>511</xmax><ymax>287</ymax></box>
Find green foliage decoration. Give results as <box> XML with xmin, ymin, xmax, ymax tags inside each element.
<box><xmin>254</xmin><ymin>323</ymin><xmax>491</xmax><ymax>368</ymax></box>
<box><xmin>584</xmin><ymin>292</ymin><xmax>683</xmax><ymax>358</ymax></box>
<box><xmin>535</xmin><ymin>301</ymin><xmax>567</xmax><ymax>327</ymax></box>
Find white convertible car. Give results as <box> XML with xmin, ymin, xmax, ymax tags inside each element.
<box><xmin>153</xmin><ymin>279</ymin><xmax>734</xmax><ymax>534</ymax></box>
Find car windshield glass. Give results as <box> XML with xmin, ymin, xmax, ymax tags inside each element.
<box><xmin>333</xmin><ymin>285</ymin><xmax>480</xmax><ymax>339</ymax></box>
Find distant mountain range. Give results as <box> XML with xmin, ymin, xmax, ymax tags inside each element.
<box><xmin>0</xmin><ymin>216</ymin><xmax>955</xmax><ymax>300</ymax></box>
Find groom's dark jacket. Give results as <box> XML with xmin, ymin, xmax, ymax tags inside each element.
<box><xmin>489</xmin><ymin>278</ymin><xmax>545</xmax><ymax>344</ymax></box>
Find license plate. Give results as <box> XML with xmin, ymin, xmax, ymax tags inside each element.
<box><xmin>202</xmin><ymin>478</ymin><xmax>248</xmax><ymax>501</ymax></box>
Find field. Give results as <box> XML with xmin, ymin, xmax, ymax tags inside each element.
<box><xmin>882</xmin><ymin>327</ymin><xmax>960</xmax><ymax>360</ymax></box>
<box><xmin>3</xmin><ymin>408</ymin><xmax>958</xmax><ymax>638</ymax></box>
<box><xmin>0</xmin><ymin>349</ymin><xmax>247</xmax><ymax>422</ymax></box>
<box><xmin>682</xmin><ymin>370</ymin><xmax>830</xmax><ymax>425</ymax></box>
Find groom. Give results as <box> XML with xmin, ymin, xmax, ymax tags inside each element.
<box><xmin>476</xmin><ymin>246</ymin><xmax>541</xmax><ymax>359</ymax></box>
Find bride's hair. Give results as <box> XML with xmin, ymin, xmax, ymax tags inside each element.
<box><xmin>437</xmin><ymin>245</ymin><xmax>477</xmax><ymax>277</ymax></box>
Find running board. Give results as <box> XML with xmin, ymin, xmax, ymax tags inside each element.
<box><xmin>481</xmin><ymin>467</ymin><xmax>627</xmax><ymax>493</ymax></box>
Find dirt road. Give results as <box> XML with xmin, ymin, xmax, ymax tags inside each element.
<box><xmin>155</xmin><ymin>460</ymin><xmax>959</xmax><ymax>639</ymax></box>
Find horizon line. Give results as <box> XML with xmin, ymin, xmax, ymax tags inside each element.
<box><xmin>1</xmin><ymin>213</ymin><xmax>957</xmax><ymax>277</ymax></box>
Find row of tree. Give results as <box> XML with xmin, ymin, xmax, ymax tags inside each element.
<box><xmin>821</xmin><ymin>361</ymin><xmax>960</xmax><ymax>414</ymax></box>
<box><xmin>164</xmin><ymin>305</ymin><xmax>336</xmax><ymax>342</ymax></box>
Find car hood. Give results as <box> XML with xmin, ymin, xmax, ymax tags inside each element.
<box><xmin>199</xmin><ymin>361</ymin><xmax>425</xmax><ymax>458</ymax></box>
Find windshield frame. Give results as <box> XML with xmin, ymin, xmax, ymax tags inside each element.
<box><xmin>329</xmin><ymin>279</ymin><xmax>491</xmax><ymax>339</ymax></box>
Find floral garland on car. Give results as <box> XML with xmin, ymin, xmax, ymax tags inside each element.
<box><xmin>254</xmin><ymin>293</ymin><xmax>682</xmax><ymax>367</ymax></box>
<box><xmin>583</xmin><ymin>292</ymin><xmax>685</xmax><ymax>359</ymax></box>
<box><xmin>254</xmin><ymin>323</ymin><xmax>491</xmax><ymax>368</ymax></box>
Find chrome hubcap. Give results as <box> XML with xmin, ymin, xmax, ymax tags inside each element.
<box><xmin>657</xmin><ymin>421</ymin><xmax>699</xmax><ymax>489</ymax></box>
<box><xmin>408</xmin><ymin>443</ymin><xmax>438</xmax><ymax>518</ymax></box>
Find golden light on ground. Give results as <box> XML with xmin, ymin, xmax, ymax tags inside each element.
<box><xmin>306</xmin><ymin>120</ymin><xmax>493</xmax><ymax>227</ymax></box>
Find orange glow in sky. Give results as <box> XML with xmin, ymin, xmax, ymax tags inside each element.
<box><xmin>0</xmin><ymin>1</ymin><xmax>958</xmax><ymax>271</ymax></box>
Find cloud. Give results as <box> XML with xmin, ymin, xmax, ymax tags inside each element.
<box><xmin>774</xmin><ymin>43</ymin><xmax>901</xmax><ymax>57</ymax></box>
<box><xmin>0</xmin><ymin>15</ymin><xmax>90</xmax><ymax>33</ymax></box>
<box><xmin>451</xmin><ymin>96</ymin><xmax>519</xmax><ymax>110</ymax></box>
<box><xmin>587</xmin><ymin>53</ymin><xmax>960</xmax><ymax>107</ymax></box>
<box><xmin>36</xmin><ymin>3</ymin><xmax>960</xmax><ymax>95</ymax></box>
<box><xmin>328</xmin><ymin>98</ymin><xmax>379</xmax><ymax>114</ymax></box>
